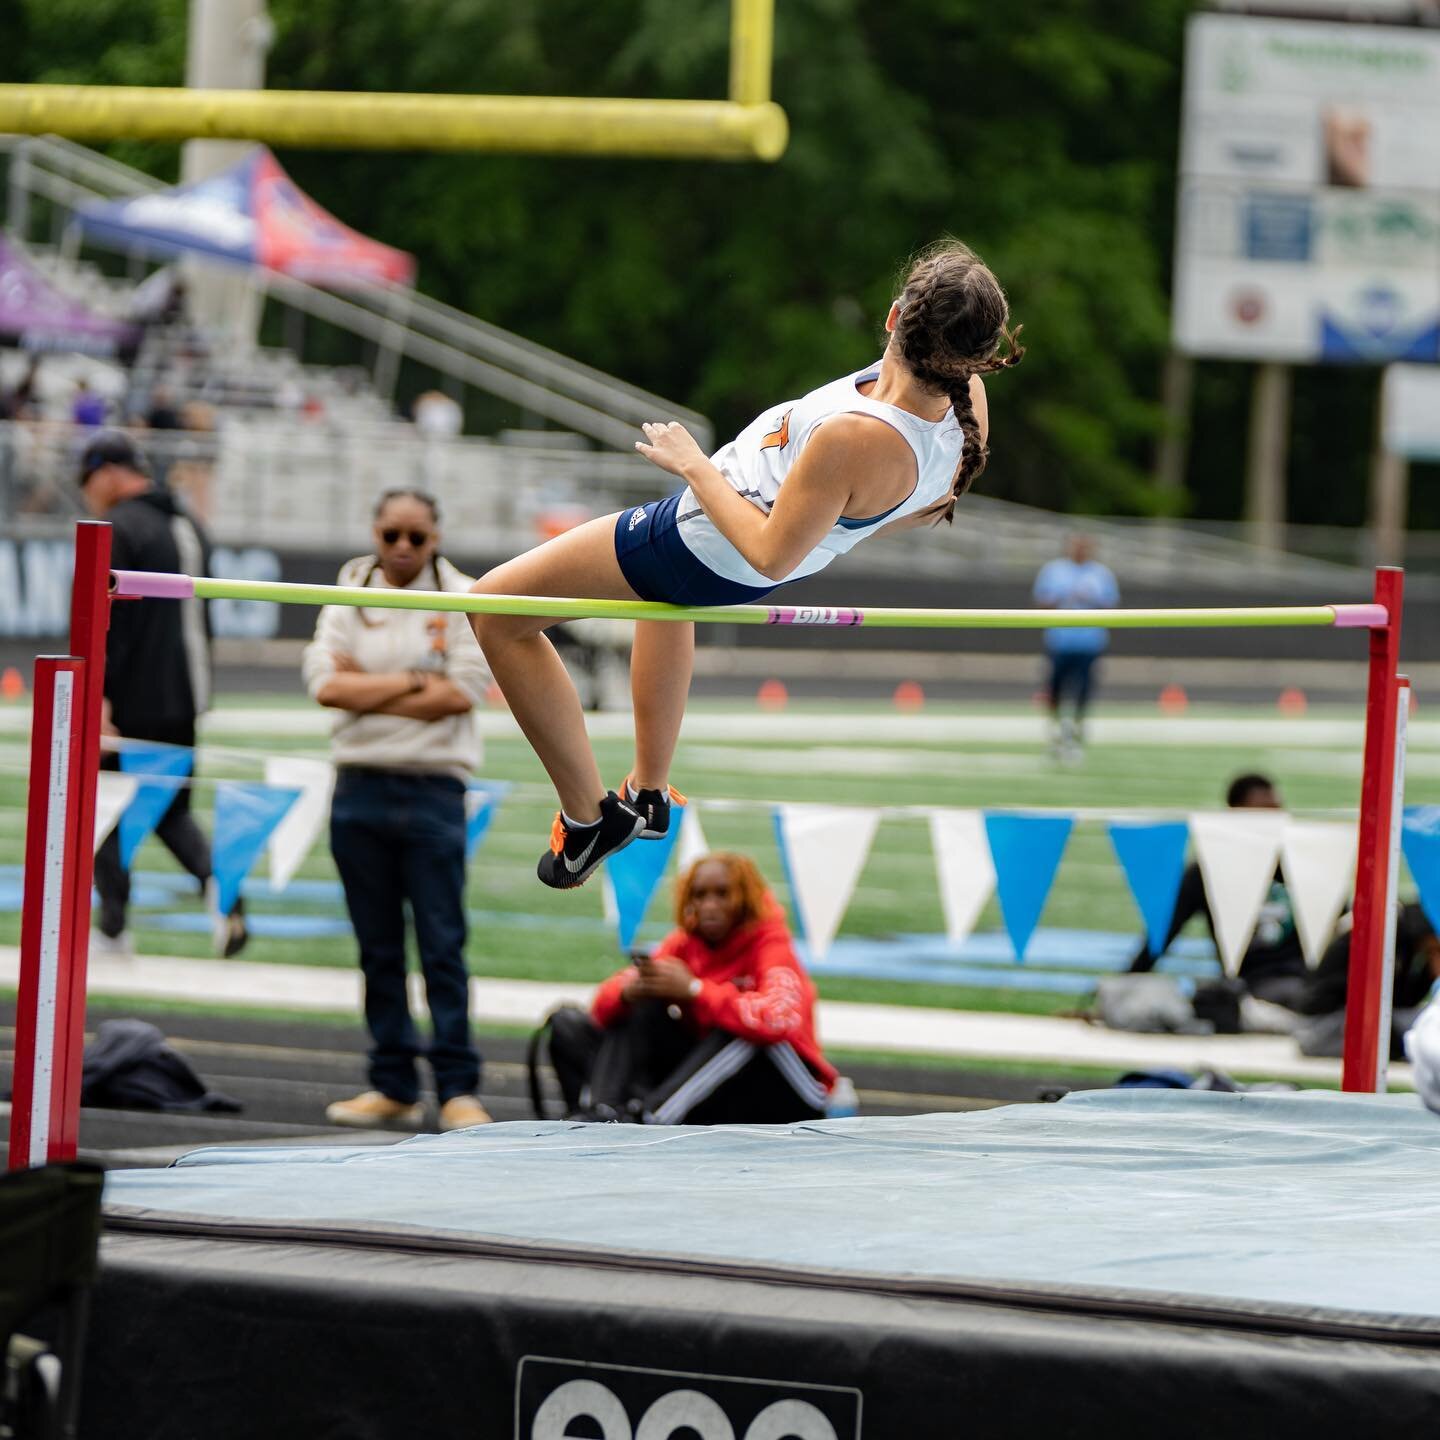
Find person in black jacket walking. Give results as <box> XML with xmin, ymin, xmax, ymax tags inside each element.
<box><xmin>78</xmin><ymin>431</ymin><xmax>246</xmax><ymax>959</ymax></box>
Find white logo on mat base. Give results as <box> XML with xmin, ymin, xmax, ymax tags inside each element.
<box><xmin>517</xmin><ymin>1357</ymin><xmax>861</xmax><ymax>1440</ymax></box>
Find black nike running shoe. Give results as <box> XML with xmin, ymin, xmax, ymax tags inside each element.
<box><xmin>621</xmin><ymin>774</ymin><xmax>687</xmax><ymax>839</ymax></box>
<box><xmin>537</xmin><ymin>791</ymin><xmax>644</xmax><ymax>889</ymax></box>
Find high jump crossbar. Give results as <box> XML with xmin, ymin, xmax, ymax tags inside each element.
<box><xmin>5</xmin><ymin>526</ymin><xmax>1409</xmax><ymax>1169</ymax></box>
<box><xmin>108</xmin><ymin>571</ymin><xmax>1389</xmax><ymax>631</ymax></box>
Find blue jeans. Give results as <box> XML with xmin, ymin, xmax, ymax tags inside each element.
<box><xmin>329</xmin><ymin>768</ymin><xmax>480</xmax><ymax>1104</ymax></box>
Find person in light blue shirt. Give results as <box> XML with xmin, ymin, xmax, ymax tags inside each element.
<box><xmin>1032</xmin><ymin>534</ymin><xmax>1119</xmax><ymax>761</ymax></box>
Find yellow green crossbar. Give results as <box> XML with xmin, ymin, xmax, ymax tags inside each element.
<box><xmin>109</xmin><ymin>570</ymin><xmax>1388</xmax><ymax>632</ymax></box>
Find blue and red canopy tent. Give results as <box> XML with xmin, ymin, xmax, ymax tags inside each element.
<box><xmin>76</xmin><ymin>146</ymin><xmax>415</xmax><ymax>289</ymax></box>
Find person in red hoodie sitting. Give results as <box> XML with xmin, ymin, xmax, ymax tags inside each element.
<box><xmin>547</xmin><ymin>852</ymin><xmax>838</xmax><ymax>1123</ymax></box>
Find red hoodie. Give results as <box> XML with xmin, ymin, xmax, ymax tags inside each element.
<box><xmin>591</xmin><ymin>897</ymin><xmax>837</xmax><ymax>1090</ymax></box>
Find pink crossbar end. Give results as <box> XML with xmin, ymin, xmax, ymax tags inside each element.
<box><xmin>110</xmin><ymin>570</ymin><xmax>195</xmax><ymax>601</ymax></box>
<box><xmin>1331</xmin><ymin>603</ymin><xmax>1389</xmax><ymax>629</ymax></box>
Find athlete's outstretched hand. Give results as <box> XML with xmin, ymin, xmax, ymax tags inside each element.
<box><xmin>636</xmin><ymin>421</ymin><xmax>706</xmax><ymax>478</ymax></box>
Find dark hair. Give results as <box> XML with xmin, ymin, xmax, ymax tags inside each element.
<box><xmin>373</xmin><ymin>487</ymin><xmax>441</xmax><ymax>523</ymax></box>
<box><xmin>673</xmin><ymin>852</ymin><xmax>770</xmax><ymax>934</ymax></box>
<box><xmin>78</xmin><ymin>429</ymin><xmax>149</xmax><ymax>486</ymax></box>
<box><xmin>889</xmin><ymin>240</ymin><xmax>1024</xmax><ymax>522</ymax></box>
<box><xmin>1225</xmin><ymin>773</ymin><xmax>1276</xmax><ymax>807</ymax></box>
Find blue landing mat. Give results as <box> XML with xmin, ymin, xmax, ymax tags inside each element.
<box><xmin>106</xmin><ymin>1089</ymin><xmax>1440</xmax><ymax>1325</ymax></box>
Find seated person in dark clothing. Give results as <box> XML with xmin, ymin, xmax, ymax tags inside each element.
<box><xmin>1292</xmin><ymin>904</ymin><xmax>1440</xmax><ymax>1058</ymax></box>
<box><xmin>547</xmin><ymin>852</ymin><xmax>837</xmax><ymax>1124</ymax></box>
<box><xmin>1128</xmin><ymin>772</ymin><xmax>1310</xmax><ymax>1009</ymax></box>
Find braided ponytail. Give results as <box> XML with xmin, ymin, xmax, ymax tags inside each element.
<box><xmin>890</xmin><ymin>241</ymin><xmax>1024</xmax><ymax>523</ymax></box>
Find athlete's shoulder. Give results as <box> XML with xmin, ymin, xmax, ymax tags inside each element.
<box><xmin>805</xmin><ymin>410</ymin><xmax>914</xmax><ymax>464</ymax></box>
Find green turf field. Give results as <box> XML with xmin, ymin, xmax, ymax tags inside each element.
<box><xmin>2</xmin><ymin>696</ymin><xmax>1433</xmax><ymax>1015</ymax></box>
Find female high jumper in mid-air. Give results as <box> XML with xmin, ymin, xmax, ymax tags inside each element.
<box><xmin>469</xmin><ymin>240</ymin><xmax>1024</xmax><ymax>888</ymax></box>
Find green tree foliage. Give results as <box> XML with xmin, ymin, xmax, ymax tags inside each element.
<box><xmin>15</xmin><ymin>0</ymin><xmax>1420</xmax><ymax>525</ymax></box>
<box><xmin>256</xmin><ymin>0</ymin><xmax>1194</xmax><ymax>513</ymax></box>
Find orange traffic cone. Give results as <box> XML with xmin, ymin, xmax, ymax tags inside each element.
<box><xmin>0</xmin><ymin>667</ymin><xmax>24</xmax><ymax>702</ymax></box>
<box><xmin>893</xmin><ymin>681</ymin><xmax>925</xmax><ymax>711</ymax></box>
<box><xmin>1158</xmin><ymin>683</ymin><xmax>1188</xmax><ymax>715</ymax></box>
<box><xmin>757</xmin><ymin>678</ymin><xmax>789</xmax><ymax>711</ymax></box>
<box><xmin>1277</xmin><ymin>686</ymin><xmax>1307</xmax><ymax>716</ymax></box>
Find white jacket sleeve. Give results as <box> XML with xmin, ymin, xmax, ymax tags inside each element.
<box><xmin>301</xmin><ymin>603</ymin><xmax>350</xmax><ymax>699</ymax></box>
<box><xmin>444</xmin><ymin>614</ymin><xmax>490</xmax><ymax>708</ymax></box>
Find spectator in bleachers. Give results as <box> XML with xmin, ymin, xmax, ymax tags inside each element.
<box><xmin>304</xmin><ymin>489</ymin><xmax>493</xmax><ymax>1133</ymax></box>
<box><xmin>2</xmin><ymin>357</ymin><xmax>40</xmax><ymax>420</ymax></box>
<box><xmin>1127</xmin><ymin>772</ymin><xmax>1310</xmax><ymax>1010</ymax></box>
<box><xmin>146</xmin><ymin>385</ymin><xmax>183</xmax><ymax>431</ymax></box>
<box><xmin>412</xmin><ymin>389</ymin><xmax>463</xmax><ymax>440</ymax></box>
<box><xmin>545</xmin><ymin>852</ymin><xmax>838</xmax><ymax>1124</ymax></box>
<box><xmin>70</xmin><ymin>379</ymin><xmax>107</xmax><ymax>428</ymax></box>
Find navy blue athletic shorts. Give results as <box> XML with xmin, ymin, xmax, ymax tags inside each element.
<box><xmin>614</xmin><ymin>493</ymin><xmax>780</xmax><ymax>606</ymax></box>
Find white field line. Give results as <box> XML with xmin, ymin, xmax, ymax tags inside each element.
<box><xmin>0</xmin><ymin>705</ymin><xmax>1430</xmax><ymax>747</ymax></box>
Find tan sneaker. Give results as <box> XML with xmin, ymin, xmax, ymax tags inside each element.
<box><xmin>325</xmin><ymin>1091</ymin><xmax>425</xmax><ymax>1129</ymax></box>
<box><xmin>438</xmin><ymin>1095</ymin><xmax>493</xmax><ymax>1132</ymax></box>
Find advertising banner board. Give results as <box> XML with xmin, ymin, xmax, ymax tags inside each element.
<box><xmin>1174</xmin><ymin>14</ymin><xmax>1440</xmax><ymax>363</ymax></box>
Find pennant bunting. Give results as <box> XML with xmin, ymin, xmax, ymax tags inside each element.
<box><xmin>93</xmin><ymin>771</ymin><xmax>138</xmax><ymax>853</ymax></box>
<box><xmin>984</xmin><ymin>812</ymin><xmax>1072</xmax><ymax>961</ymax></box>
<box><xmin>464</xmin><ymin>781</ymin><xmax>512</xmax><ymax>862</ymax></box>
<box><xmin>1188</xmin><ymin>810</ymin><xmax>1286</xmax><ymax>976</ymax></box>
<box><xmin>117</xmin><ymin>745</ymin><xmax>194</xmax><ymax>868</ymax></box>
<box><xmin>1402</xmin><ymin>806</ymin><xmax>1440</xmax><ymax>934</ymax></box>
<box><xmin>211</xmin><ymin>782</ymin><xmax>301</xmax><ymax>917</ymax></box>
<box><xmin>676</xmin><ymin>804</ymin><xmax>710</xmax><ymax>872</ymax></box>
<box><xmin>606</xmin><ymin>803</ymin><xmax>685</xmax><ymax>950</ymax></box>
<box><xmin>1107</xmin><ymin>820</ymin><xmax>1190</xmax><ymax>958</ymax></box>
<box><xmin>1280</xmin><ymin>819</ymin><xmax>1357</xmax><ymax>965</ymax></box>
<box><xmin>772</xmin><ymin>804</ymin><xmax>880</xmax><ymax>962</ymax></box>
<box><xmin>264</xmin><ymin>756</ymin><xmax>335</xmax><ymax>891</ymax></box>
<box><xmin>927</xmin><ymin>809</ymin><xmax>996</xmax><ymax>947</ymax></box>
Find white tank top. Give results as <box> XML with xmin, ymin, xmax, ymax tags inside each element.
<box><xmin>674</xmin><ymin>362</ymin><xmax>962</xmax><ymax>587</ymax></box>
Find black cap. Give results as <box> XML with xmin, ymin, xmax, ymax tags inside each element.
<box><xmin>78</xmin><ymin>429</ymin><xmax>150</xmax><ymax>486</ymax></box>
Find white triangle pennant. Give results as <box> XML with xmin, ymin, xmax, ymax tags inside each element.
<box><xmin>93</xmin><ymin>771</ymin><xmax>138</xmax><ymax>853</ymax></box>
<box><xmin>1281</xmin><ymin>819</ymin><xmax>1357</xmax><ymax>966</ymax></box>
<box><xmin>676</xmin><ymin>804</ymin><xmax>710</xmax><ymax>872</ymax></box>
<box><xmin>1188</xmin><ymin>810</ymin><xmax>1287</xmax><ymax>976</ymax></box>
<box><xmin>927</xmin><ymin>809</ymin><xmax>996</xmax><ymax>947</ymax></box>
<box><xmin>264</xmin><ymin>757</ymin><xmax>335</xmax><ymax>892</ymax></box>
<box><xmin>775</xmin><ymin>803</ymin><xmax>880</xmax><ymax>963</ymax></box>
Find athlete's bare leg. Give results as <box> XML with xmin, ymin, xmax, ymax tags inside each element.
<box><xmin>469</xmin><ymin>515</ymin><xmax>688</xmax><ymax>821</ymax></box>
<box><xmin>630</xmin><ymin>619</ymin><xmax>693</xmax><ymax>793</ymax></box>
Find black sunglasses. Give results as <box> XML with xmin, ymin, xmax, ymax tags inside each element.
<box><xmin>379</xmin><ymin>528</ymin><xmax>432</xmax><ymax>547</ymax></box>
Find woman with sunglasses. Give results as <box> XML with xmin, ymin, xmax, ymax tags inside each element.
<box><xmin>302</xmin><ymin>489</ymin><xmax>493</xmax><ymax>1133</ymax></box>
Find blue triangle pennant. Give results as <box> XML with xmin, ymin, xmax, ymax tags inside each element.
<box><xmin>770</xmin><ymin>806</ymin><xmax>804</xmax><ymax>943</ymax></box>
<box><xmin>1107</xmin><ymin>820</ymin><xmax>1190</xmax><ymax>958</ymax></box>
<box><xmin>212</xmin><ymin>782</ymin><xmax>301</xmax><ymax>917</ymax></box>
<box><xmin>983</xmin><ymin>812</ymin><xmax>1073</xmax><ymax>961</ymax></box>
<box><xmin>117</xmin><ymin>744</ymin><xmax>195</xmax><ymax>868</ymax></box>
<box><xmin>1402</xmin><ymin>806</ymin><xmax>1440</xmax><ymax>933</ymax></box>
<box><xmin>606</xmin><ymin>805</ymin><xmax>685</xmax><ymax>950</ymax></box>
<box><xmin>465</xmin><ymin>781</ymin><xmax>512</xmax><ymax>862</ymax></box>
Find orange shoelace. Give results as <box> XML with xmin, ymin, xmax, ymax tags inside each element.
<box><xmin>548</xmin><ymin>812</ymin><xmax>567</xmax><ymax>855</ymax></box>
